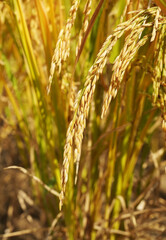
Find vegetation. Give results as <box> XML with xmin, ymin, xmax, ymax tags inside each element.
<box><xmin>0</xmin><ymin>0</ymin><xmax>166</xmax><ymax>239</ymax></box>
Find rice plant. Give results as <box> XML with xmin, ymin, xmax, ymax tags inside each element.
<box><xmin>1</xmin><ymin>0</ymin><xmax>166</xmax><ymax>239</ymax></box>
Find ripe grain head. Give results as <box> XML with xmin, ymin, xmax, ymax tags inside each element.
<box><xmin>47</xmin><ymin>0</ymin><xmax>80</xmax><ymax>93</ymax></box>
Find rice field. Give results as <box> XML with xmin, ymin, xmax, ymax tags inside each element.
<box><xmin>0</xmin><ymin>0</ymin><xmax>166</xmax><ymax>239</ymax></box>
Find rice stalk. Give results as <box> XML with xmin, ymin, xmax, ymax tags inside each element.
<box><xmin>59</xmin><ymin>19</ymin><xmax>128</xmax><ymax>209</ymax></box>
<box><xmin>59</xmin><ymin>7</ymin><xmax>160</xmax><ymax>209</ymax></box>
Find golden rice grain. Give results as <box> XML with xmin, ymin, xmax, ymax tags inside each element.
<box><xmin>151</xmin><ymin>7</ymin><xmax>161</xmax><ymax>42</ymax></box>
